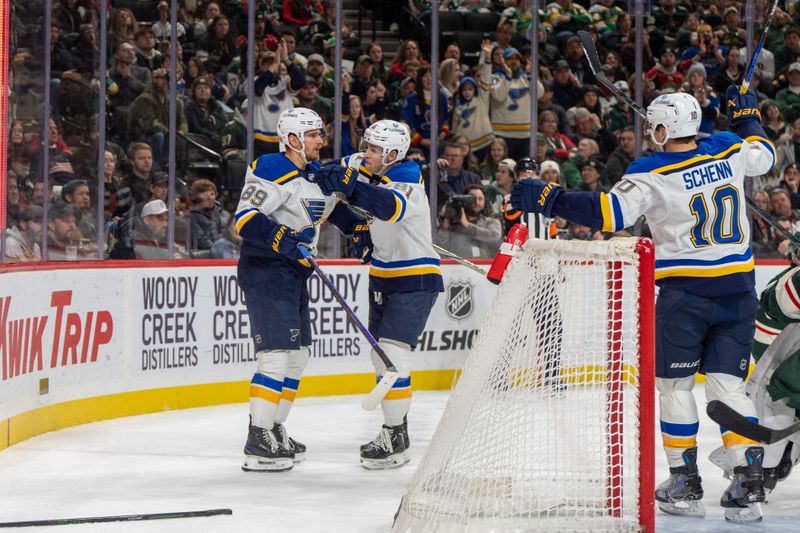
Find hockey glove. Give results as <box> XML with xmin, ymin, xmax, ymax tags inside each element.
<box><xmin>313</xmin><ymin>163</ymin><xmax>359</xmax><ymax>197</ymax></box>
<box><xmin>511</xmin><ymin>179</ymin><xmax>563</xmax><ymax>218</ymax></box>
<box><xmin>351</xmin><ymin>223</ymin><xmax>373</xmax><ymax>263</ymax></box>
<box><xmin>270</xmin><ymin>225</ymin><xmax>315</xmax><ymax>260</ymax></box>
<box><xmin>726</xmin><ymin>85</ymin><xmax>761</xmax><ymax>128</ymax></box>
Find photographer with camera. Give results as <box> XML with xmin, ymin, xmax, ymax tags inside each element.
<box><xmin>435</xmin><ymin>184</ymin><xmax>502</xmax><ymax>259</ymax></box>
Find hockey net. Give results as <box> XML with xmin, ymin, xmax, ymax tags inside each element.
<box><xmin>394</xmin><ymin>238</ymin><xmax>655</xmax><ymax>532</ymax></box>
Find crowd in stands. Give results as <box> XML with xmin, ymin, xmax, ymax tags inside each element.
<box><xmin>5</xmin><ymin>0</ymin><xmax>800</xmax><ymax>263</ymax></box>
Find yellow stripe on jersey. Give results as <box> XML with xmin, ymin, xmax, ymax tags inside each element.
<box><xmin>369</xmin><ymin>266</ymin><xmax>443</xmax><ymax>278</ymax></box>
<box><xmin>654</xmin><ymin>258</ymin><xmax>755</xmax><ymax>280</ymax></box>
<box><xmin>254</xmin><ymin>132</ymin><xmax>280</xmax><ymax>143</ymax></box>
<box><xmin>651</xmin><ymin>143</ymin><xmax>742</xmax><ymax>175</ymax></box>
<box><xmin>388</xmin><ymin>193</ymin><xmax>404</xmax><ymax>223</ymax></box>
<box><xmin>274</xmin><ymin>170</ymin><xmax>299</xmax><ymax>184</ymax></box>
<box><xmin>744</xmin><ymin>135</ymin><xmax>776</xmax><ymax>156</ymax></box>
<box><xmin>600</xmin><ymin>193</ymin><xmax>613</xmax><ymax>233</ymax></box>
<box><xmin>235</xmin><ymin>210</ymin><xmax>259</xmax><ymax>233</ymax></box>
<box><xmin>492</xmin><ymin>123</ymin><xmax>530</xmax><ymax>131</ymax></box>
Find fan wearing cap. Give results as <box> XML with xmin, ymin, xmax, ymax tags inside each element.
<box><xmin>647</xmin><ymin>45</ymin><xmax>684</xmax><ymax>91</ymax></box>
<box><xmin>185</xmin><ymin>76</ymin><xmax>226</xmax><ymax>147</ymax></box>
<box><xmin>776</xmin><ymin>63</ymin><xmax>800</xmax><ymax>123</ymax></box>
<box><xmin>5</xmin><ymin>206</ymin><xmax>43</xmax><ymax>262</ymax></box>
<box><xmin>602</xmin><ymin>80</ymin><xmax>636</xmax><ymax>133</ymax></box>
<box><xmin>479</xmin><ymin>40</ymin><xmax>535</xmax><ymax>160</ymax></box>
<box><xmin>129</xmin><ymin>69</ymin><xmax>188</xmax><ymax>170</ymax></box>
<box><xmin>681</xmin><ymin>63</ymin><xmax>720</xmax><ymax>137</ymax></box>
<box><xmin>715</xmin><ymin>6</ymin><xmax>746</xmax><ymax>49</ymax></box>
<box><xmin>400</xmin><ymin>65</ymin><xmax>450</xmax><ymax>152</ymax></box>
<box><xmin>45</xmin><ymin>202</ymin><xmax>80</xmax><ymax>260</ymax></box>
<box><xmin>485</xmin><ymin>158</ymin><xmax>516</xmax><ymax>216</ymax></box>
<box><xmin>252</xmin><ymin>37</ymin><xmax>306</xmax><ymax>156</ymax></box>
<box><xmin>514</xmin><ymin>87</ymin><xmax>778</xmax><ymax>522</ymax></box>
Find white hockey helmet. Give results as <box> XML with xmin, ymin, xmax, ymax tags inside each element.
<box><xmin>360</xmin><ymin>120</ymin><xmax>411</xmax><ymax>169</ymax></box>
<box><xmin>645</xmin><ymin>92</ymin><xmax>701</xmax><ymax>146</ymax></box>
<box><xmin>277</xmin><ymin>107</ymin><xmax>326</xmax><ymax>158</ymax></box>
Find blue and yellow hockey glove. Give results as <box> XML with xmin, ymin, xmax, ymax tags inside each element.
<box><xmin>726</xmin><ymin>85</ymin><xmax>761</xmax><ymax>129</ymax></box>
<box><xmin>313</xmin><ymin>163</ymin><xmax>359</xmax><ymax>197</ymax></box>
<box><xmin>511</xmin><ymin>179</ymin><xmax>563</xmax><ymax>218</ymax></box>
<box><xmin>270</xmin><ymin>225</ymin><xmax>315</xmax><ymax>260</ymax></box>
<box><xmin>351</xmin><ymin>223</ymin><xmax>373</xmax><ymax>263</ymax></box>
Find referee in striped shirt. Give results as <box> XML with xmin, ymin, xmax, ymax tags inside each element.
<box><xmin>502</xmin><ymin>157</ymin><xmax>554</xmax><ymax>240</ymax></box>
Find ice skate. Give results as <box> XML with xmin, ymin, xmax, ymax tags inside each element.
<box><xmin>272</xmin><ymin>423</ymin><xmax>306</xmax><ymax>463</ymax></box>
<box><xmin>360</xmin><ymin>424</ymin><xmax>409</xmax><ymax>470</ymax></box>
<box><xmin>721</xmin><ymin>447</ymin><xmax>765</xmax><ymax>523</ymax></box>
<box><xmin>655</xmin><ymin>447</ymin><xmax>705</xmax><ymax>518</ymax></box>
<box><xmin>242</xmin><ymin>423</ymin><xmax>295</xmax><ymax>472</ymax></box>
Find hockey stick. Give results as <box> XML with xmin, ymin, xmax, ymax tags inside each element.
<box><xmin>433</xmin><ymin>244</ymin><xmax>488</xmax><ymax>275</ymax></box>
<box><xmin>298</xmin><ymin>246</ymin><xmax>399</xmax><ymax>410</ymax></box>
<box><xmin>0</xmin><ymin>509</ymin><xmax>232</xmax><ymax>528</ymax></box>
<box><xmin>740</xmin><ymin>0</ymin><xmax>781</xmax><ymax>95</ymax></box>
<box><xmin>578</xmin><ymin>30</ymin><xmax>647</xmax><ymax>120</ymax></box>
<box><xmin>707</xmin><ymin>400</ymin><xmax>800</xmax><ymax>445</ymax></box>
<box><xmin>578</xmin><ymin>29</ymin><xmax>800</xmax><ymax>248</ymax></box>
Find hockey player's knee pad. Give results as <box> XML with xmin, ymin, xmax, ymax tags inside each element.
<box><xmin>705</xmin><ymin>372</ymin><xmax>748</xmax><ymax>403</ymax></box>
<box><xmin>372</xmin><ymin>338</ymin><xmax>413</xmax><ymax>378</ymax></box>
<box><xmin>287</xmin><ymin>347</ymin><xmax>310</xmax><ymax>378</ymax></box>
<box><xmin>657</xmin><ymin>376</ymin><xmax>697</xmax><ymax>421</ymax></box>
<box><xmin>256</xmin><ymin>350</ymin><xmax>290</xmax><ymax>376</ymax></box>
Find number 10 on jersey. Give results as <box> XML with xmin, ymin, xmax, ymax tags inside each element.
<box><xmin>689</xmin><ymin>184</ymin><xmax>743</xmax><ymax>247</ymax></box>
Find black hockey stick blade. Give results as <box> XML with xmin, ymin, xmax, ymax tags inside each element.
<box><xmin>577</xmin><ymin>30</ymin><xmax>647</xmax><ymax>120</ymax></box>
<box><xmin>707</xmin><ymin>400</ymin><xmax>800</xmax><ymax>445</ymax></box>
<box><xmin>0</xmin><ymin>508</ymin><xmax>233</xmax><ymax>528</ymax></box>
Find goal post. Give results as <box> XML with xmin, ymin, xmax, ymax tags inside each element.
<box><xmin>394</xmin><ymin>238</ymin><xmax>655</xmax><ymax>532</ymax></box>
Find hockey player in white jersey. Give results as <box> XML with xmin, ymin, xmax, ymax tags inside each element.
<box><xmin>314</xmin><ymin>120</ymin><xmax>444</xmax><ymax>469</ymax></box>
<box><xmin>512</xmin><ymin>86</ymin><xmax>776</xmax><ymax>523</ymax></box>
<box><xmin>234</xmin><ymin>108</ymin><xmax>365</xmax><ymax>472</ymax></box>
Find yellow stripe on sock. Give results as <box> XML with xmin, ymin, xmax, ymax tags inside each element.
<box><xmin>384</xmin><ymin>388</ymin><xmax>413</xmax><ymax>400</ymax></box>
<box><xmin>722</xmin><ymin>432</ymin><xmax>759</xmax><ymax>448</ymax></box>
<box><xmin>249</xmin><ymin>385</ymin><xmax>281</xmax><ymax>405</ymax></box>
<box><xmin>662</xmin><ymin>435</ymin><xmax>697</xmax><ymax>448</ymax></box>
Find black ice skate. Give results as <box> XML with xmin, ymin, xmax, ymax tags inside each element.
<box><xmin>360</xmin><ymin>424</ymin><xmax>409</xmax><ymax>470</ymax></box>
<box><xmin>242</xmin><ymin>423</ymin><xmax>294</xmax><ymax>472</ymax></box>
<box><xmin>721</xmin><ymin>446</ymin><xmax>766</xmax><ymax>523</ymax></box>
<box><xmin>272</xmin><ymin>423</ymin><xmax>306</xmax><ymax>463</ymax></box>
<box><xmin>655</xmin><ymin>447</ymin><xmax>705</xmax><ymax>518</ymax></box>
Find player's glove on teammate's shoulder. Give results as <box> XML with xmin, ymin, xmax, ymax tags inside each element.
<box><xmin>270</xmin><ymin>225</ymin><xmax>315</xmax><ymax>260</ymax></box>
<box><xmin>313</xmin><ymin>163</ymin><xmax>359</xmax><ymax>197</ymax></box>
<box><xmin>726</xmin><ymin>85</ymin><xmax>761</xmax><ymax>129</ymax></box>
<box><xmin>511</xmin><ymin>179</ymin><xmax>563</xmax><ymax>218</ymax></box>
<box><xmin>352</xmin><ymin>223</ymin><xmax>373</xmax><ymax>263</ymax></box>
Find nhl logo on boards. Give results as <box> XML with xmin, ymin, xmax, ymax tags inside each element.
<box><xmin>445</xmin><ymin>281</ymin><xmax>474</xmax><ymax>322</ymax></box>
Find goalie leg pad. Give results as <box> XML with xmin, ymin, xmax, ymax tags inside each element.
<box><xmin>658</xmin><ymin>376</ymin><xmax>700</xmax><ymax>468</ymax></box>
<box><xmin>706</xmin><ymin>372</ymin><xmax>760</xmax><ymax>465</ymax></box>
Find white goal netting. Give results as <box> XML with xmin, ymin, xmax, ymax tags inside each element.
<box><xmin>394</xmin><ymin>238</ymin><xmax>654</xmax><ymax>533</ymax></box>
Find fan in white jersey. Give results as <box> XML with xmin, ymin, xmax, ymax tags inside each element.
<box><xmin>512</xmin><ymin>87</ymin><xmax>776</xmax><ymax>523</ymax></box>
<box><xmin>314</xmin><ymin>120</ymin><xmax>444</xmax><ymax>469</ymax></box>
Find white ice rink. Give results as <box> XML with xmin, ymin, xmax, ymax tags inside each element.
<box><xmin>0</xmin><ymin>386</ymin><xmax>798</xmax><ymax>532</ymax></box>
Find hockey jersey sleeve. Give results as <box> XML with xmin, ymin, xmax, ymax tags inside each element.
<box><xmin>765</xmin><ymin>266</ymin><xmax>800</xmax><ymax>322</ymax></box>
<box><xmin>730</xmin><ymin>122</ymin><xmax>776</xmax><ymax>176</ymax></box>
<box><xmin>233</xmin><ymin>164</ymin><xmax>291</xmax><ymax>244</ymax></box>
<box><xmin>339</xmin><ymin>156</ymin><xmax>409</xmax><ymax>223</ymax></box>
<box><xmin>550</xmin><ymin>172</ymin><xmax>659</xmax><ymax>232</ymax></box>
<box><xmin>326</xmin><ymin>201</ymin><xmax>365</xmax><ymax>235</ymax></box>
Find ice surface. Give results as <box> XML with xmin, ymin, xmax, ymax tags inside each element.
<box><xmin>0</xmin><ymin>386</ymin><xmax>797</xmax><ymax>532</ymax></box>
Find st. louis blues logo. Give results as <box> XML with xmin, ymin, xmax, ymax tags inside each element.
<box><xmin>459</xmin><ymin>106</ymin><xmax>476</xmax><ymax>129</ymax></box>
<box><xmin>302</xmin><ymin>198</ymin><xmax>326</xmax><ymax>225</ymax></box>
<box><xmin>445</xmin><ymin>280</ymin><xmax>474</xmax><ymax>322</ymax></box>
<box><xmin>507</xmin><ymin>87</ymin><xmax>529</xmax><ymax>112</ymax></box>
